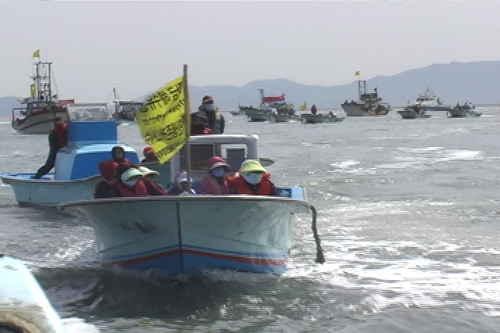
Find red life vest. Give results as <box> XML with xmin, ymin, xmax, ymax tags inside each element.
<box><xmin>111</xmin><ymin>178</ymin><xmax>150</xmax><ymax>197</ymax></box>
<box><xmin>53</xmin><ymin>123</ymin><xmax>67</xmax><ymax>148</ymax></box>
<box><xmin>229</xmin><ymin>173</ymin><xmax>274</xmax><ymax>195</ymax></box>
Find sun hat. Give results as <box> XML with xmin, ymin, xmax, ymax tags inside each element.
<box><xmin>121</xmin><ymin>168</ymin><xmax>143</xmax><ymax>182</ymax></box>
<box><xmin>137</xmin><ymin>166</ymin><xmax>159</xmax><ymax>178</ymax></box>
<box><xmin>207</xmin><ymin>156</ymin><xmax>229</xmax><ymax>170</ymax></box>
<box><xmin>240</xmin><ymin>159</ymin><xmax>266</xmax><ymax>174</ymax></box>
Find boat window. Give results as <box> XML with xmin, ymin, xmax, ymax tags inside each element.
<box><xmin>67</xmin><ymin>104</ymin><xmax>111</xmax><ymax>121</ymax></box>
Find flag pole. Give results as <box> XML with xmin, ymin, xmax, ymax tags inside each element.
<box><xmin>183</xmin><ymin>64</ymin><xmax>192</xmax><ymax>190</ymax></box>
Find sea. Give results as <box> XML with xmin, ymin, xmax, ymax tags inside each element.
<box><xmin>1</xmin><ymin>107</ymin><xmax>500</xmax><ymax>332</ymax></box>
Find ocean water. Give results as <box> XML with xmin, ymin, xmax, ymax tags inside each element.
<box><xmin>1</xmin><ymin>107</ymin><xmax>500</xmax><ymax>332</ymax></box>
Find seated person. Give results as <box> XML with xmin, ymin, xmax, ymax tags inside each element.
<box><xmin>94</xmin><ymin>160</ymin><xmax>118</xmax><ymax>198</ymax></box>
<box><xmin>168</xmin><ymin>170</ymin><xmax>196</xmax><ymax>195</ymax></box>
<box><xmin>199</xmin><ymin>156</ymin><xmax>231</xmax><ymax>194</ymax></box>
<box><xmin>141</xmin><ymin>146</ymin><xmax>159</xmax><ymax>163</ymax></box>
<box><xmin>111</xmin><ymin>146</ymin><xmax>135</xmax><ymax>168</ymax></box>
<box><xmin>111</xmin><ymin>164</ymin><xmax>162</xmax><ymax>197</ymax></box>
<box><xmin>138</xmin><ymin>165</ymin><xmax>168</xmax><ymax>195</ymax></box>
<box><xmin>228</xmin><ymin>159</ymin><xmax>279</xmax><ymax>195</ymax></box>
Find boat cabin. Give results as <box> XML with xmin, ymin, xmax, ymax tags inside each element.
<box><xmin>54</xmin><ymin>103</ymin><xmax>139</xmax><ymax>180</ymax></box>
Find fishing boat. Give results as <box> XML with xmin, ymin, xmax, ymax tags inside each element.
<box><xmin>412</xmin><ymin>87</ymin><xmax>450</xmax><ymax>111</ymax></box>
<box><xmin>242</xmin><ymin>89</ymin><xmax>296</xmax><ymax>122</ymax></box>
<box><xmin>11</xmin><ymin>59</ymin><xmax>74</xmax><ymax>134</ymax></box>
<box><xmin>341</xmin><ymin>80</ymin><xmax>390</xmax><ymax>117</ymax></box>
<box><xmin>447</xmin><ymin>102</ymin><xmax>481</xmax><ymax>118</ymax></box>
<box><xmin>0</xmin><ymin>255</ymin><xmax>66</xmax><ymax>333</ymax></box>
<box><xmin>112</xmin><ymin>87</ymin><xmax>143</xmax><ymax>122</ymax></box>
<box><xmin>397</xmin><ymin>105</ymin><xmax>432</xmax><ymax>119</ymax></box>
<box><xmin>245</xmin><ymin>108</ymin><xmax>270</xmax><ymax>122</ymax></box>
<box><xmin>301</xmin><ymin>112</ymin><xmax>345</xmax><ymax>124</ymax></box>
<box><xmin>59</xmin><ymin>134</ymin><xmax>324</xmax><ymax>277</ymax></box>
<box><xmin>0</xmin><ymin>103</ymin><xmax>139</xmax><ymax>207</ymax></box>
<box><xmin>270</xmin><ymin>112</ymin><xmax>290</xmax><ymax>122</ymax></box>
<box><xmin>231</xmin><ymin>105</ymin><xmax>256</xmax><ymax>116</ymax></box>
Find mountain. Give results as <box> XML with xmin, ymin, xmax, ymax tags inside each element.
<box><xmin>1</xmin><ymin>61</ymin><xmax>499</xmax><ymax>116</ymax></box>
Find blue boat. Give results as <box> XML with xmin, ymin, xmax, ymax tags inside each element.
<box><xmin>0</xmin><ymin>103</ymin><xmax>139</xmax><ymax>207</ymax></box>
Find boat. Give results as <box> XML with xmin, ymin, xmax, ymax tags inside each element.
<box><xmin>11</xmin><ymin>59</ymin><xmax>75</xmax><ymax>134</ymax></box>
<box><xmin>412</xmin><ymin>87</ymin><xmax>450</xmax><ymax>111</ymax></box>
<box><xmin>341</xmin><ymin>81</ymin><xmax>390</xmax><ymax>117</ymax></box>
<box><xmin>301</xmin><ymin>112</ymin><xmax>345</xmax><ymax>124</ymax></box>
<box><xmin>245</xmin><ymin>108</ymin><xmax>270</xmax><ymax>122</ymax></box>
<box><xmin>242</xmin><ymin>89</ymin><xmax>297</xmax><ymax>122</ymax></box>
<box><xmin>112</xmin><ymin>87</ymin><xmax>143</xmax><ymax>122</ymax></box>
<box><xmin>447</xmin><ymin>102</ymin><xmax>482</xmax><ymax>118</ymax></box>
<box><xmin>59</xmin><ymin>134</ymin><xmax>325</xmax><ymax>277</ymax></box>
<box><xmin>0</xmin><ymin>103</ymin><xmax>139</xmax><ymax>207</ymax></box>
<box><xmin>270</xmin><ymin>112</ymin><xmax>291</xmax><ymax>122</ymax></box>
<box><xmin>397</xmin><ymin>105</ymin><xmax>432</xmax><ymax>119</ymax></box>
<box><xmin>0</xmin><ymin>255</ymin><xmax>66</xmax><ymax>332</ymax></box>
<box><xmin>231</xmin><ymin>105</ymin><xmax>256</xmax><ymax>116</ymax></box>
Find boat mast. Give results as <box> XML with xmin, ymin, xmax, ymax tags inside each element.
<box><xmin>31</xmin><ymin>60</ymin><xmax>53</xmax><ymax>105</ymax></box>
<box><xmin>358</xmin><ymin>80</ymin><xmax>366</xmax><ymax>101</ymax></box>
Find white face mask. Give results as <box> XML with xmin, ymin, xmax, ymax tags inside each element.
<box><xmin>123</xmin><ymin>178</ymin><xmax>140</xmax><ymax>187</ymax></box>
<box><xmin>242</xmin><ymin>172</ymin><xmax>263</xmax><ymax>185</ymax></box>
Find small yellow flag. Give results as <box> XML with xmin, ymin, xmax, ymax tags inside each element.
<box><xmin>300</xmin><ymin>102</ymin><xmax>307</xmax><ymax>111</ymax></box>
<box><xmin>30</xmin><ymin>84</ymin><xmax>36</xmax><ymax>97</ymax></box>
<box><xmin>32</xmin><ymin>50</ymin><xmax>40</xmax><ymax>58</ymax></box>
<box><xmin>355</xmin><ymin>70</ymin><xmax>360</xmax><ymax>76</ymax></box>
<box><xmin>136</xmin><ymin>76</ymin><xmax>186</xmax><ymax>164</ymax></box>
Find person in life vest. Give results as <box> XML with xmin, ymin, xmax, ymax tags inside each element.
<box><xmin>111</xmin><ymin>164</ymin><xmax>167</xmax><ymax>197</ymax></box>
<box><xmin>198</xmin><ymin>95</ymin><xmax>225</xmax><ymax>134</ymax></box>
<box><xmin>199</xmin><ymin>156</ymin><xmax>231</xmax><ymax>194</ymax></box>
<box><xmin>141</xmin><ymin>146</ymin><xmax>158</xmax><ymax>163</ymax></box>
<box><xmin>94</xmin><ymin>160</ymin><xmax>118</xmax><ymax>198</ymax></box>
<box><xmin>34</xmin><ymin>116</ymin><xmax>67</xmax><ymax>179</ymax></box>
<box><xmin>137</xmin><ymin>165</ymin><xmax>168</xmax><ymax>195</ymax></box>
<box><xmin>168</xmin><ymin>170</ymin><xmax>196</xmax><ymax>195</ymax></box>
<box><xmin>311</xmin><ymin>104</ymin><xmax>318</xmax><ymax>115</ymax></box>
<box><xmin>111</xmin><ymin>146</ymin><xmax>135</xmax><ymax>168</ymax></box>
<box><xmin>229</xmin><ymin>159</ymin><xmax>279</xmax><ymax>195</ymax></box>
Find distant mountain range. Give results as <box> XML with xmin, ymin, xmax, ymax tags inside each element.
<box><xmin>1</xmin><ymin>61</ymin><xmax>499</xmax><ymax>115</ymax></box>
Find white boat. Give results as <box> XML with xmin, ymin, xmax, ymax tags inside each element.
<box><xmin>242</xmin><ymin>89</ymin><xmax>297</xmax><ymax>122</ymax></box>
<box><xmin>447</xmin><ymin>102</ymin><xmax>481</xmax><ymax>118</ymax></box>
<box><xmin>397</xmin><ymin>106</ymin><xmax>432</xmax><ymax>119</ymax></box>
<box><xmin>59</xmin><ymin>134</ymin><xmax>325</xmax><ymax>277</ymax></box>
<box><xmin>1</xmin><ymin>103</ymin><xmax>140</xmax><ymax>207</ymax></box>
<box><xmin>301</xmin><ymin>113</ymin><xmax>345</xmax><ymax>124</ymax></box>
<box><xmin>112</xmin><ymin>87</ymin><xmax>143</xmax><ymax>122</ymax></box>
<box><xmin>341</xmin><ymin>81</ymin><xmax>390</xmax><ymax>116</ymax></box>
<box><xmin>11</xmin><ymin>59</ymin><xmax>74</xmax><ymax>134</ymax></box>
<box><xmin>0</xmin><ymin>255</ymin><xmax>66</xmax><ymax>332</ymax></box>
<box><xmin>412</xmin><ymin>87</ymin><xmax>450</xmax><ymax>111</ymax></box>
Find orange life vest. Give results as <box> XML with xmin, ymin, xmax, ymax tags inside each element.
<box><xmin>229</xmin><ymin>173</ymin><xmax>274</xmax><ymax>195</ymax></box>
<box><xmin>111</xmin><ymin>178</ymin><xmax>150</xmax><ymax>197</ymax></box>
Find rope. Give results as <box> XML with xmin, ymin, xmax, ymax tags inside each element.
<box><xmin>308</xmin><ymin>204</ymin><xmax>325</xmax><ymax>263</ymax></box>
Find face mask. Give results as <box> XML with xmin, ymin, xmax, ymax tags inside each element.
<box><xmin>123</xmin><ymin>178</ymin><xmax>140</xmax><ymax>187</ymax></box>
<box><xmin>242</xmin><ymin>172</ymin><xmax>263</xmax><ymax>185</ymax></box>
<box><xmin>211</xmin><ymin>168</ymin><xmax>225</xmax><ymax>178</ymax></box>
<box><xmin>204</xmin><ymin>104</ymin><xmax>214</xmax><ymax>111</ymax></box>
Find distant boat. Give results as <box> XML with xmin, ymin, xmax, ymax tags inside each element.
<box><xmin>112</xmin><ymin>87</ymin><xmax>143</xmax><ymax>122</ymax></box>
<box><xmin>397</xmin><ymin>105</ymin><xmax>432</xmax><ymax>119</ymax></box>
<box><xmin>301</xmin><ymin>112</ymin><xmax>345</xmax><ymax>124</ymax></box>
<box><xmin>447</xmin><ymin>102</ymin><xmax>481</xmax><ymax>118</ymax></box>
<box><xmin>341</xmin><ymin>80</ymin><xmax>390</xmax><ymax>117</ymax></box>
<box><xmin>11</xmin><ymin>59</ymin><xmax>74</xmax><ymax>134</ymax></box>
<box><xmin>240</xmin><ymin>89</ymin><xmax>297</xmax><ymax>122</ymax></box>
<box><xmin>411</xmin><ymin>87</ymin><xmax>450</xmax><ymax>111</ymax></box>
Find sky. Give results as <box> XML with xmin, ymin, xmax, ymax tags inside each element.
<box><xmin>1</xmin><ymin>1</ymin><xmax>500</xmax><ymax>102</ymax></box>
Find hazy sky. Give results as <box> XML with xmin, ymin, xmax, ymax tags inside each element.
<box><xmin>1</xmin><ymin>1</ymin><xmax>499</xmax><ymax>102</ymax></box>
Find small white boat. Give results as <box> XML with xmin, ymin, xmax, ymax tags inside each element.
<box><xmin>59</xmin><ymin>134</ymin><xmax>324</xmax><ymax>277</ymax></box>
<box><xmin>11</xmin><ymin>59</ymin><xmax>74</xmax><ymax>134</ymax></box>
<box><xmin>111</xmin><ymin>87</ymin><xmax>143</xmax><ymax>122</ymax></box>
<box><xmin>271</xmin><ymin>112</ymin><xmax>290</xmax><ymax>122</ymax></box>
<box><xmin>1</xmin><ymin>103</ymin><xmax>140</xmax><ymax>207</ymax></box>
<box><xmin>301</xmin><ymin>113</ymin><xmax>345</xmax><ymax>124</ymax></box>
<box><xmin>447</xmin><ymin>102</ymin><xmax>481</xmax><ymax>118</ymax></box>
<box><xmin>397</xmin><ymin>106</ymin><xmax>432</xmax><ymax>119</ymax></box>
<box><xmin>0</xmin><ymin>255</ymin><xmax>66</xmax><ymax>333</ymax></box>
<box><xmin>341</xmin><ymin>81</ymin><xmax>390</xmax><ymax>117</ymax></box>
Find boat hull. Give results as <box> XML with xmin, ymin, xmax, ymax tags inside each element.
<box><xmin>0</xmin><ymin>255</ymin><xmax>66</xmax><ymax>332</ymax></box>
<box><xmin>11</xmin><ymin>109</ymin><xmax>68</xmax><ymax>134</ymax></box>
<box><xmin>245</xmin><ymin>109</ymin><xmax>269</xmax><ymax>122</ymax></box>
<box><xmin>0</xmin><ymin>173</ymin><xmax>101</xmax><ymax>207</ymax></box>
<box><xmin>301</xmin><ymin>114</ymin><xmax>345</xmax><ymax>123</ymax></box>
<box><xmin>447</xmin><ymin>108</ymin><xmax>481</xmax><ymax>118</ymax></box>
<box><xmin>60</xmin><ymin>196</ymin><xmax>310</xmax><ymax>277</ymax></box>
<box><xmin>271</xmin><ymin>113</ymin><xmax>290</xmax><ymax>122</ymax></box>
<box><xmin>341</xmin><ymin>102</ymin><xmax>389</xmax><ymax>117</ymax></box>
<box><xmin>397</xmin><ymin>110</ymin><xmax>431</xmax><ymax>119</ymax></box>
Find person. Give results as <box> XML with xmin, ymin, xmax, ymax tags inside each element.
<box><xmin>94</xmin><ymin>160</ymin><xmax>117</xmax><ymax>198</ymax></box>
<box><xmin>141</xmin><ymin>146</ymin><xmax>158</xmax><ymax>163</ymax></box>
<box><xmin>110</xmin><ymin>164</ymin><xmax>154</xmax><ymax>197</ymax></box>
<box><xmin>168</xmin><ymin>170</ymin><xmax>196</xmax><ymax>195</ymax></box>
<box><xmin>199</xmin><ymin>156</ymin><xmax>231</xmax><ymax>194</ymax></box>
<box><xmin>198</xmin><ymin>95</ymin><xmax>225</xmax><ymax>134</ymax></box>
<box><xmin>137</xmin><ymin>165</ymin><xmax>168</xmax><ymax>195</ymax></box>
<box><xmin>191</xmin><ymin>111</ymin><xmax>213</xmax><ymax>135</ymax></box>
<box><xmin>34</xmin><ymin>116</ymin><xmax>67</xmax><ymax>179</ymax></box>
<box><xmin>311</xmin><ymin>104</ymin><xmax>318</xmax><ymax>115</ymax></box>
<box><xmin>228</xmin><ymin>159</ymin><xmax>279</xmax><ymax>195</ymax></box>
<box><xmin>111</xmin><ymin>145</ymin><xmax>135</xmax><ymax>168</ymax></box>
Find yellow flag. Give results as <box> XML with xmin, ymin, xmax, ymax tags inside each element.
<box><xmin>30</xmin><ymin>84</ymin><xmax>36</xmax><ymax>98</ymax></box>
<box><xmin>355</xmin><ymin>70</ymin><xmax>360</xmax><ymax>76</ymax></box>
<box><xmin>300</xmin><ymin>102</ymin><xmax>307</xmax><ymax>111</ymax></box>
<box><xmin>32</xmin><ymin>49</ymin><xmax>40</xmax><ymax>58</ymax></box>
<box><xmin>136</xmin><ymin>76</ymin><xmax>186</xmax><ymax>164</ymax></box>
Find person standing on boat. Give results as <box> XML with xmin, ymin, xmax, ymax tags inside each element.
<box><xmin>190</xmin><ymin>111</ymin><xmax>213</xmax><ymax>135</ymax></box>
<box><xmin>311</xmin><ymin>104</ymin><xmax>318</xmax><ymax>115</ymax></box>
<box><xmin>228</xmin><ymin>159</ymin><xmax>279</xmax><ymax>196</ymax></box>
<box><xmin>33</xmin><ymin>117</ymin><xmax>67</xmax><ymax>179</ymax></box>
<box><xmin>198</xmin><ymin>95</ymin><xmax>225</xmax><ymax>134</ymax></box>
<box><xmin>199</xmin><ymin>156</ymin><xmax>231</xmax><ymax>194</ymax></box>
